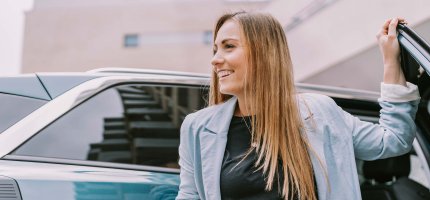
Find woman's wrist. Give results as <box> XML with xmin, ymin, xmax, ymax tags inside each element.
<box><xmin>383</xmin><ymin>63</ymin><xmax>406</xmax><ymax>86</ymax></box>
<box><xmin>382</xmin><ymin>56</ymin><xmax>401</xmax><ymax>66</ymax></box>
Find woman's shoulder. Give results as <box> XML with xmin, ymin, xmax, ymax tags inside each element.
<box><xmin>297</xmin><ymin>93</ymin><xmax>341</xmax><ymax>117</ymax></box>
<box><xmin>298</xmin><ymin>93</ymin><xmax>337</xmax><ymax>108</ymax></box>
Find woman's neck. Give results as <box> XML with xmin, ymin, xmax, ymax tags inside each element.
<box><xmin>234</xmin><ymin>96</ymin><xmax>252</xmax><ymax>116</ymax></box>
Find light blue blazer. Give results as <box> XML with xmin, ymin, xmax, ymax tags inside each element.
<box><xmin>176</xmin><ymin>92</ymin><xmax>419</xmax><ymax>200</ymax></box>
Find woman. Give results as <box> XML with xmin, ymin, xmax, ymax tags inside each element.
<box><xmin>176</xmin><ymin>12</ymin><xmax>419</xmax><ymax>200</ymax></box>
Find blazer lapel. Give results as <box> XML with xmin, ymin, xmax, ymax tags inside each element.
<box><xmin>201</xmin><ymin>97</ymin><xmax>237</xmax><ymax>199</ymax></box>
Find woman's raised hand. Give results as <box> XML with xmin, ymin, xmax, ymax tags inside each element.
<box><xmin>376</xmin><ymin>17</ymin><xmax>407</xmax><ymax>86</ymax></box>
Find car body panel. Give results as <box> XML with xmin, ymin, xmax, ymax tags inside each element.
<box><xmin>0</xmin><ymin>160</ymin><xmax>179</xmax><ymax>200</ymax></box>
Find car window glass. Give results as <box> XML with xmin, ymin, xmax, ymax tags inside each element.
<box><xmin>0</xmin><ymin>93</ymin><xmax>47</xmax><ymax>133</ymax></box>
<box><xmin>12</xmin><ymin>84</ymin><xmax>207</xmax><ymax>169</ymax></box>
<box><xmin>409</xmin><ymin>154</ymin><xmax>430</xmax><ymax>189</ymax></box>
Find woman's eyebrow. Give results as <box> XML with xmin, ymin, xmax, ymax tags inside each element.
<box><xmin>214</xmin><ymin>38</ymin><xmax>239</xmax><ymax>46</ymax></box>
<box><xmin>221</xmin><ymin>38</ymin><xmax>239</xmax><ymax>44</ymax></box>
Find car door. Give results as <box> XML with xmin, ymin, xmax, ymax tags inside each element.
<box><xmin>0</xmin><ymin>76</ymin><xmax>208</xmax><ymax>200</ymax></box>
<box><xmin>367</xmin><ymin>23</ymin><xmax>430</xmax><ymax>199</ymax></box>
<box><xmin>398</xmin><ymin>23</ymin><xmax>430</xmax><ymax>175</ymax></box>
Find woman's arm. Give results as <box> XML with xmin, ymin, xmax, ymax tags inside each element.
<box><xmin>343</xmin><ymin>98</ymin><xmax>419</xmax><ymax>160</ymax></box>
<box><xmin>346</xmin><ymin>18</ymin><xmax>420</xmax><ymax>160</ymax></box>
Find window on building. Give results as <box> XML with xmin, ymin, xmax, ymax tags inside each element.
<box><xmin>124</xmin><ymin>34</ymin><xmax>139</xmax><ymax>48</ymax></box>
<box><xmin>203</xmin><ymin>30</ymin><xmax>212</xmax><ymax>45</ymax></box>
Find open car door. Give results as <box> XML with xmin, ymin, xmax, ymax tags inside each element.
<box><xmin>397</xmin><ymin>23</ymin><xmax>430</xmax><ymax>195</ymax></box>
<box><xmin>398</xmin><ymin>24</ymin><xmax>430</xmax><ymax>90</ymax></box>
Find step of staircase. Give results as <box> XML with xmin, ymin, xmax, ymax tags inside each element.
<box><xmin>120</xmin><ymin>93</ymin><xmax>153</xmax><ymax>100</ymax></box>
<box><xmin>128</xmin><ymin>121</ymin><xmax>178</xmax><ymax>138</ymax></box>
<box><xmin>133</xmin><ymin>138</ymin><xmax>179</xmax><ymax>166</ymax></box>
<box><xmin>123</xmin><ymin>99</ymin><xmax>159</xmax><ymax>109</ymax></box>
<box><xmin>116</xmin><ymin>86</ymin><xmax>148</xmax><ymax>94</ymax></box>
<box><xmin>104</xmin><ymin>120</ymin><xmax>126</xmax><ymax>130</ymax></box>
<box><xmin>87</xmin><ymin>148</ymin><xmax>101</xmax><ymax>160</ymax></box>
<box><xmin>125</xmin><ymin>108</ymin><xmax>171</xmax><ymax>121</ymax></box>
<box><xmin>104</xmin><ymin>117</ymin><xmax>124</xmax><ymax>122</ymax></box>
<box><xmin>90</xmin><ymin>139</ymin><xmax>130</xmax><ymax>151</ymax></box>
<box><xmin>97</xmin><ymin>151</ymin><xmax>132</xmax><ymax>163</ymax></box>
<box><xmin>133</xmin><ymin>138</ymin><xmax>179</xmax><ymax>148</ymax></box>
<box><xmin>103</xmin><ymin>130</ymin><xmax>128</xmax><ymax>139</ymax></box>
<box><xmin>126</xmin><ymin>108</ymin><xmax>166</xmax><ymax>115</ymax></box>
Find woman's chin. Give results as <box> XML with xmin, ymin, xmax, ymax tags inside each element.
<box><xmin>219</xmin><ymin>87</ymin><xmax>233</xmax><ymax>95</ymax></box>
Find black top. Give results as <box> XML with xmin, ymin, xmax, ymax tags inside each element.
<box><xmin>220</xmin><ymin>116</ymin><xmax>290</xmax><ymax>200</ymax></box>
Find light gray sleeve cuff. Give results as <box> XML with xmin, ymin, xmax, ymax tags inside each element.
<box><xmin>380</xmin><ymin>82</ymin><xmax>420</xmax><ymax>102</ymax></box>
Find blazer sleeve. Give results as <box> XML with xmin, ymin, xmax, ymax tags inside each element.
<box><xmin>176</xmin><ymin>114</ymin><xmax>201</xmax><ymax>200</ymax></box>
<box><xmin>338</xmin><ymin>83</ymin><xmax>420</xmax><ymax>160</ymax></box>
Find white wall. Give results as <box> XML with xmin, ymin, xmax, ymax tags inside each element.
<box><xmin>0</xmin><ymin>0</ymin><xmax>33</xmax><ymax>75</ymax></box>
<box><xmin>278</xmin><ymin>0</ymin><xmax>430</xmax><ymax>81</ymax></box>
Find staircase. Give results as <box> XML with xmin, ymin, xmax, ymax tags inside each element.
<box><xmin>87</xmin><ymin>85</ymin><xmax>182</xmax><ymax>168</ymax></box>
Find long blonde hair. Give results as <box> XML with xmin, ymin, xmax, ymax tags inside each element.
<box><xmin>209</xmin><ymin>12</ymin><xmax>317</xmax><ymax>200</ymax></box>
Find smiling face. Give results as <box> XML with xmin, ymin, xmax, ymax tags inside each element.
<box><xmin>211</xmin><ymin>19</ymin><xmax>248</xmax><ymax>98</ymax></box>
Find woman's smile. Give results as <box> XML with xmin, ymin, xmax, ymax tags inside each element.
<box><xmin>218</xmin><ymin>70</ymin><xmax>234</xmax><ymax>80</ymax></box>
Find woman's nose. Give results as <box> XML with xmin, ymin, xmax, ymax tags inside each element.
<box><xmin>211</xmin><ymin>53</ymin><xmax>224</xmax><ymax>67</ymax></box>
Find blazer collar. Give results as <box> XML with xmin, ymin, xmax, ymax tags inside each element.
<box><xmin>200</xmin><ymin>97</ymin><xmax>237</xmax><ymax>199</ymax></box>
<box><xmin>204</xmin><ymin>96</ymin><xmax>237</xmax><ymax>135</ymax></box>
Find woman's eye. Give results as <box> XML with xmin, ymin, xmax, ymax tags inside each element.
<box><xmin>225</xmin><ymin>44</ymin><xmax>235</xmax><ymax>49</ymax></box>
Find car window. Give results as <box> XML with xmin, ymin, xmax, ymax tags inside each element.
<box><xmin>12</xmin><ymin>84</ymin><xmax>208</xmax><ymax>169</ymax></box>
<box><xmin>0</xmin><ymin>93</ymin><xmax>47</xmax><ymax>133</ymax></box>
<box><xmin>410</xmin><ymin>153</ymin><xmax>430</xmax><ymax>189</ymax></box>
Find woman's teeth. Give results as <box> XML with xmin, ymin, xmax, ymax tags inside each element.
<box><xmin>218</xmin><ymin>70</ymin><xmax>233</xmax><ymax>78</ymax></box>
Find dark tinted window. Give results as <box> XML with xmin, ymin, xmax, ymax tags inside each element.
<box><xmin>0</xmin><ymin>93</ymin><xmax>47</xmax><ymax>133</ymax></box>
<box><xmin>13</xmin><ymin>84</ymin><xmax>207</xmax><ymax>168</ymax></box>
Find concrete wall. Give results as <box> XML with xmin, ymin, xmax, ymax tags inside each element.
<box><xmin>302</xmin><ymin>17</ymin><xmax>430</xmax><ymax>91</ymax></box>
<box><xmin>22</xmin><ymin>0</ymin><xmax>267</xmax><ymax>73</ymax></box>
<box><xmin>21</xmin><ymin>0</ymin><xmax>430</xmax><ymax>91</ymax></box>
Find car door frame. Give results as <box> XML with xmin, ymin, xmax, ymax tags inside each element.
<box><xmin>398</xmin><ymin>23</ymin><xmax>430</xmax><ymax>186</ymax></box>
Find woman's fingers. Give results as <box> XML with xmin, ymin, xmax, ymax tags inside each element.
<box><xmin>378</xmin><ymin>19</ymin><xmax>391</xmax><ymax>37</ymax></box>
<box><xmin>376</xmin><ymin>17</ymin><xmax>403</xmax><ymax>61</ymax></box>
<box><xmin>397</xmin><ymin>17</ymin><xmax>407</xmax><ymax>24</ymax></box>
<box><xmin>378</xmin><ymin>17</ymin><xmax>407</xmax><ymax>38</ymax></box>
<box><xmin>388</xmin><ymin>18</ymin><xmax>398</xmax><ymax>37</ymax></box>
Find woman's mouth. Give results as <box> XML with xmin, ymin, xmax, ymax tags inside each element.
<box><xmin>218</xmin><ymin>70</ymin><xmax>233</xmax><ymax>79</ymax></box>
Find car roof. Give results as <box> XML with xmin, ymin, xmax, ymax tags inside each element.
<box><xmin>0</xmin><ymin>68</ymin><xmax>380</xmax><ymax>102</ymax></box>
